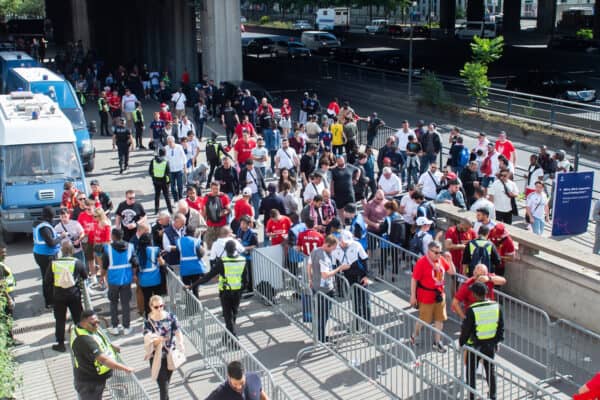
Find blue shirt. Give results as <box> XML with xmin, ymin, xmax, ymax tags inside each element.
<box><xmin>435</xmin><ymin>189</ymin><xmax>466</xmax><ymax>209</ymax></box>
<box><xmin>263</xmin><ymin>128</ymin><xmax>281</xmax><ymax>151</ymax></box>
<box><xmin>150</xmin><ymin>120</ymin><xmax>165</xmax><ymax>140</ymax></box>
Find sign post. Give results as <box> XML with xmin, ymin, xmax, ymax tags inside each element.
<box><xmin>551</xmin><ymin>171</ymin><xmax>594</xmax><ymax>236</ymax></box>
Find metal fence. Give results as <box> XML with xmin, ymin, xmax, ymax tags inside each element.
<box><xmin>164</xmin><ymin>268</ymin><xmax>292</xmax><ymax>399</ymax></box>
<box><xmin>76</xmin><ymin>281</ymin><xmax>152</xmax><ymax>400</ymax></box>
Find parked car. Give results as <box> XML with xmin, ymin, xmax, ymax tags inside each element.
<box><xmin>293</xmin><ymin>20</ymin><xmax>312</xmax><ymax>30</ymax></box>
<box><xmin>404</xmin><ymin>25</ymin><xmax>431</xmax><ymax>38</ymax></box>
<box><xmin>300</xmin><ymin>31</ymin><xmax>341</xmax><ymax>55</ymax></box>
<box><xmin>386</xmin><ymin>24</ymin><xmax>405</xmax><ymax>37</ymax></box>
<box><xmin>506</xmin><ymin>72</ymin><xmax>597</xmax><ymax>103</ymax></box>
<box><xmin>244</xmin><ymin>38</ymin><xmax>277</xmax><ymax>58</ymax></box>
<box><xmin>456</xmin><ymin>21</ymin><xmax>498</xmax><ymax>40</ymax></box>
<box><xmin>334</xmin><ymin>46</ymin><xmax>404</xmax><ymax>68</ymax></box>
<box><xmin>365</xmin><ymin>19</ymin><xmax>388</xmax><ymax>34</ymax></box>
<box><xmin>274</xmin><ymin>40</ymin><xmax>311</xmax><ymax>58</ymax></box>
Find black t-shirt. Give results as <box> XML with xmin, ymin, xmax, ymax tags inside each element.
<box><xmin>113</xmin><ymin>126</ymin><xmax>131</xmax><ymax>145</ymax></box>
<box><xmin>72</xmin><ymin>333</ymin><xmax>112</xmax><ymax>382</ymax></box>
<box><xmin>221</xmin><ymin>106</ymin><xmax>238</xmax><ymax>128</ymax></box>
<box><xmin>331</xmin><ymin>166</ymin><xmax>355</xmax><ymax>204</ymax></box>
<box><xmin>116</xmin><ymin>201</ymin><xmax>146</xmax><ymax>240</ymax></box>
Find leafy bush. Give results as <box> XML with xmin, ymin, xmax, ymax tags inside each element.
<box><xmin>460</xmin><ymin>62</ymin><xmax>490</xmax><ymax>111</ymax></box>
<box><xmin>259</xmin><ymin>15</ymin><xmax>270</xmax><ymax>25</ymax></box>
<box><xmin>0</xmin><ymin>285</ymin><xmax>20</xmax><ymax>398</ymax></box>
<box><xmin>576</xmin><ymin>28</ymin><xmax>593</xmax><ymax>40</ymax></box>
<box><xmin>420</xmin><ymin>71</ymin><xmax>450</xmax><ymax>107</ymax></box>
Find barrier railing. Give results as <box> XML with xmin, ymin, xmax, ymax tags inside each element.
<box><xmin>164</xmin><ymin>268</ymin><xmax>292</xmax><ymax>399</ymax></box>
<box><xmin>76</xmin><ymin>281</ymin><xmax>151</xmax><ymax>400</ymax></box>
<box><xmin>418</xmin><ymin>358</ymin><xmax>485</xmax><ymax>400</ymax></box>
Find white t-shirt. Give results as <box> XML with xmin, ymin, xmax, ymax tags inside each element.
<box><xmin>418</xmin><ymin>170</ymin><xmax>442</xmax><ymax>200</ymax></box>
<box><xmin>252</xmin><ymin>146</ymin><xmax>269</xmax><ymax>168</ymax></box>
<box><xmin>395</xmin><ymin>129</ymin><xmax>411</xmax><ymax>152</ymax></box>
<box><xmin>378</xmin><ymin>174</ymin><xmax>402</xmax><ymax>196</ymax></box>
<box><xmin>209</xmin><ymin>237</ymin><xmax>246</xmax><ymax>260</ymax></box>
<box><xmin>179</xmin><ymin>120</ymin><xmax>195</xmax><ymax>139</ymax></box>
<box><xmin>474</xmin><ymin>138</ymin><xmax>489</xmax><ymax>154</ymax></box>
<box><xmin>332</xmin><ymin>240</ymin><xmax>368</xmax><ymax>265</ymax></box>
<box><xmin>470</xmin><ymin>198</ymin><xmax>496</xmax><ymax>220</ymax></box>
<box><xmin>303</xmin><ymin>181</ymin><xmax>325</xmax><ymax>203</ymax></box>
<box><xmin>166</xmin><ymin>144</ymin><xmax>187</xmax><ymax>172</ymax></box>
<box><xmin>121</xmin><ymin>94</ymin><xmax>138</xmax><ymax>113</ymax></box>
<box><xmin>526</xmin><ymin>191</ymin><xmax>548</xmax><ymax>219</ymax></box>
<box><xmin>473</xmin><ymin>220</ymin><xmax>496</xmax><ymax>235</ymax></box>
<box><xmin>187</xmin><ymin>137</ymin><xmax>200</xmax><ymax>159</ymax></box>
<box><xmin>276</xmin><ymin>147</ymin><xmax>297</xmax><ymax>170</ymax></box>
<box><xmin>526</xmin><ymin>166</ymin><xmax>544</xmax><ymax>190</ymax></box>
<box><xmin>54</xmin><ymin>220</ymin><xmax>84</xmax><ymax>254</ymax></box>
<box><xmin>489</xmin><ymin>179</ymin><xmax>519</xmax><ymax>213</ymax></box>
<box><xmin>171</xmin><ymin>92</ymin><xmax>187</xmax><ymax>110</ymax></box>
<box><xmin>400</xmin><ymin>195</ymin><xmax>419</xmax><ymax>224</ymax></box>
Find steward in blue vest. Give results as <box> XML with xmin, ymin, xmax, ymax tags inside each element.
<box><xmin>33</xmin><ymin>206</ymin><xmax>65</xmax><ymax>308</ymax></box>
<box><xmin>344</xmin><ymin>204</ymin><xmax>367</xmax><ymax>251</ymax></box>
<box><xmin>235</xmin><ymin>216</ymin><xmax>258</xmax><ymax>293</ymax></box>
<box><xmin>135</xmin><ymin>233</ymin><xmax>166</xmax><ymax>314</ymax></box>
<box><xmin>176</xmin><ymin>225</ymin><xmax>206</xmax><ymax>298</ymax></box>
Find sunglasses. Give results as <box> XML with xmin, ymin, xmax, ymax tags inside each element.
<box><xmin>78</xmin><ymin>197</ymin><xmax>86</xmax><ymax>201</ymax></box>
<box><xmin>152</xmin><ymin>304</ymin><xmax>164</xmax><ymax>309</ymax></box>
<box><xmin>127</xmin><ymin>197</ymin><xmax>136</xmax><ymax>200</ymax></box>
<box><xmin>430</xmin><ymin>250</ymin><xmax>442</xmax><ymax>255</ymax></box>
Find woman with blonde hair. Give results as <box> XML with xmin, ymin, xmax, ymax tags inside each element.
<box><xmin>92</xmin><ymin>208</ymin><xmax>111</xmax><ymax>291</ymax></box>
<box><xmin>144</xmin><ymin>295</ymin><xmax>185</xmax><ymax>400</ymax></box>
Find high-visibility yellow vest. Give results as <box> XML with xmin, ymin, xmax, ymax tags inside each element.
<box><xmin>0</xmin><ymin>262</ymin><xmax>16</xmax><ymax>293</ymax></box>
<box><xmin>152</xmin><ymin>159</ymin><xmax>168</xmax><ymax>178</ymax></box>
<box><xmin>52</xmin><ymin>257</ymin><xmax>76</xmax><ymax>287</ymax></box>
<box><xmin>468</xmin><ymin>300</ymin><xmax>500</xmax><ymax>344</ymax></box>
<box><xmin>218</xmin><ymin>256</ymin><xmax>246</xmax><ymax>291</ymax></box>
<box><xmin>70</xmin><ymin>326</ymin><xmax>116</xmax><ymax>376</ymax></box>
<box><xmin>133</xmin><ymin>109</ymin><xmax>144</xmax><ymax>123</ymax></box>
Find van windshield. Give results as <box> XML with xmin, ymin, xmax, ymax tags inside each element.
<box><xmin>3</xmin><ymin>142</ymin><xmax>82</xmax><ymax>184</ymax></box>
<box><xmin>318</xmin><ymin>34</ymin><xmax>337</xmax><ymax>41</ymax></box>
<box><xmin>29</xmin><ymin>81</ymin><xmax>79</xmax><ymax>109</ymax></box>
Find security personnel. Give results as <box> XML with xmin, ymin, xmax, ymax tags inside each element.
<box><xmin>45</xmin><ymin>241</ymin><xmax>87</xmax><ymax>352</ymax></box>
<box><xmin>459</xmin><ymin>282</ymin><xmax>504</xmax><ymax>400</ymax></box>
<box><xmin>133</xmin><ymin>101</ymin><xmax>145</xmax><ymax>149</ymax></box>
<box><xmin>149</xmin><ymin>147</ymin><xmax>173</xmax><ymax>215</ymax></box>
<box><xmin>236</xmin><ymin>215</ymin><xmax>258</xmax><ymax>294</ymax></box>
<box><xmin>344</xmin><ymin>204</ymin><xmax>368</xmax><ymax>251</ymax></box>
<box><xmin>71</xmin><ymin>310</ymin><xmax>133</xmax><ymax>400</ymax></box>
<box><xmin>112</xmin><ymin>117</ymin><xmax>134</xmax><ymax>174</ymax></box>
<box><xmin>191</xmin><ymin>240</ymin><xmax>246</xmax><ymax>337</ymax></box>
<box><xmin>98</xmin><ymin>91</ymin><xmax>110</xmax><ymax>136</ymax></box>
<box><xmin>177</xmin><ymin>225</ymin><xmax>207</xmax><ymax>298</ymax></box>
<box><xmin>33</xmin><ymin>205</ymin><xmax>66</xmax><ymax>309</ymax></box>
<box><xmin>136</xmin><ymin>233</ymin><xmax>165</xmax><ymax>315</ymax></box>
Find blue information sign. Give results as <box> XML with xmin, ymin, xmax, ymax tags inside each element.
<box><xmin>552</xmin><ymin>171</ymin><xmax>594</xmax><ymax>236</ymax></box>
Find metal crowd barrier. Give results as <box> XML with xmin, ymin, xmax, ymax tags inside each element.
<box><xmin>164</xmin><ymin>268</ymin><xmax>291</xmax><ymax>399</ymax></box>
<box><xmin>76</xmin><ymin>281</ymin><xmax>152</xmax><ymax>400</ymax></box>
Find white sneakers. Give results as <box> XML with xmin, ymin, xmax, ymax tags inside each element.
<box><xmin>107</xmin><ymin>327</ymin><xmax>120</xmax><ymax>335</ymax></box>
<box><xmin>108</xmin><ymin>326</ymin><xmax>133</xmax><ymax>336</ymax></box>
<box><xmin>122</xmin><ymin>328</ymin><xmax>133</xmax><ymax>336</ymax></box>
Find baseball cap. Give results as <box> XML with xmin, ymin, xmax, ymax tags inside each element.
<box><xmin>160</xmin><ymin>102</ymin><xmax>167</xmax><ymax>108</ymax></box>
<box><xmin>416</xmin><ymin>216</ymin><xmax>433</xmax><ymax>226</ymax></box>
<box><xmin>469</xmin><ymin>282</ymin><xmax>488</xmax><ymax>297</ymax></box>
<box><xmin>242</xmin><ymin>187</ymin><xmax>252</xmax><ymax>196</ymax></box>
<box><xmin>340</xmin><ymin>230</ymin><xmax>354</xmax><ymax>243</ymax></box>
<box><xmin>89</xmin><ymin>179</ymin><xmax>100</xmax><ymax>186</ymax></box>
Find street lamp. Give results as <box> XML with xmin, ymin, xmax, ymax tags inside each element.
<box><xmin>408</xmin><ymin>1</ymin><xmax>417</xmax><ymax>99</ymax></box>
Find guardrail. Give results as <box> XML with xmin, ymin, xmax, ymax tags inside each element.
<box><xmin>164</xmin><ymin>268</ymin><xmax>292</xmax><ymax>399</ymax></box>
<box><xmin>77</xmin><ymin>281</ymin><xmax>151</xmax><ymax>400</ymax></box>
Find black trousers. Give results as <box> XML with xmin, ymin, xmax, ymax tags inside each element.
<box><xmin>135</xmin><ymin>123</ymin><xmax>144</xmax><ymax>147</ymax></box>
<box><xmin>153</xmin><ymin>181</ymin><xmax>173</xmax><ymax>214</ymax></box>
<box><xmin>495</xmin><ymin>210</ymin><xmax>513</xmax><ymax>225</ymax></box>
<box><xmin>33</xmin><ymin>253</ymin><xmax>55</xmax><ymax>307</ymax></box>
<box><xmin>349</xmin><ymin>278</ymin><xmax>370</xmax><ymax>327</ymax></box>
<box><xmin>225</xmin><ymin>126</ymin><xmax>235</xmax><ymax>146</ymax></box>
<box><xmin>75</xmin><ymin>378</ymin><xmax>107</xmax><ymax>400</ymax></box>
<box><xmin>242</xmin><ymin>259</ymin><xmax>253</xmax><ymax>292</ymax></box>
<box><xmin>467</xmin><ymin>344</ymin><xmax>497</xmax><ymax>400</ymax></box>
<box><xmin>53</xmin><ymin>291</ymin><xmax>82</xmax><ymax>343</ymax></box>
<box><xmin>99</xmin><ymin>112</ymin><xmax>110</xmax><ymax>136</ymax></box>
<box><xmin>206</xmin><ymin>162</ymin><xmax>220</xmax><ymax>187</ymax></box>
<box><xmin>219</xmin><ymin>290</ymin><xmax>242</xmax><ymax>337</ymax></box>
<box><xmin>116</xmin><ymin>143</ymin><xmax>130</xmax><ymax>170</ymax></box>
<box><xmin>149</xmin><ymin>357</ymin><xmax>173</xmax><ymax>400</ymax></box>
<box><xmin>181</xmin><ymin>274</ymin><xmax>201</xmax><ymax>299</ymax></box>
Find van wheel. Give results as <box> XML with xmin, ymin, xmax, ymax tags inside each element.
<box><xmin>84</xmin><ymin>158</ymin><xmax>95</xmax><ymax>173</ymax></box>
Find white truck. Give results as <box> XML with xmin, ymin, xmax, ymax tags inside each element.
<box><xmin>316</xmin><ymin>8</ymin><xmax>350</xmax><ymax>33</ymax></box>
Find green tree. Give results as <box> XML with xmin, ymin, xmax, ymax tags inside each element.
<box><xmin>420</xmin><ymin>71</ymin><xmax>450</xmax><ymax>107</ymax></box>
<box><xmin>0</xmin><ymin>0</ymin><xmax>44</xmax><ymax>17</ymax></box>
<box><xmin>470</xmin><ymin>35</ymin><xmax>504</xmax><ymax>65</ymax></box>
<box><xmin>576</xmin><ymin>28</ymin><xmax>593</xmax><ymax>40</ymax></box>
<box><xmin>460</xmin><ymin>62</ymin><xmax>490</xmax><ymax>111</ymax></box>
<box><xmin>0</xmin><ymin>284</ymin><xmax>21</xmax><ymax>398</ymax></box>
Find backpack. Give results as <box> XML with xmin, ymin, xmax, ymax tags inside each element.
<box><xmin>458</xmin><ymin>147</ymin><xmax>470</xmax><ymax>168</ymax></box>
<box><xmin>419</xmin><ymin>201</ymin><xmax>437</xmax><ymax>229</ymax></box>
<box><xmin>388</xmin><ymin>218</ymin><xmax>407</xmax><ymax>245</ymax></box>
<box><xmin>206</xmin><ymin>195</ymin><xmax>223</xmax><ymax>223</ymax></box>
<box><xmin>468</xmin><ymin>240</ymin><xmax>492</xmax><ymax>276</ymax></box>
<box><xmin>206</xmin><ymin>142</ymin><xmax>220</xmax><ymax>164</ymax></box>
<box><xmin>256</xmin><ymin>280</ymin><xmax>277</xmax><ymax>305</ymax></box>
<box><xmin>409</xmin><ymin>232</ymin><xmax>425</xmax><ymax>256</ymax></box>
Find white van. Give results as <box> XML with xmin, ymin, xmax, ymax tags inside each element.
<box><xmin>365</xmin><ymin>19</ymin><xmax>389</xmax><ymax>34</ymax></box>
<box><xmin>316</xmin><ymin>8</ymin><xmax>350</xmax><ymax>32</ymax></box>
<box><xmin>456</xmin><ymin>21</ymin><xmax>498</xmax><ymax>40</ymax></box>
<box><xmin>300</xmin><ymin>31</ymin><xmax>341</xmax><ymax>54</ymax></box>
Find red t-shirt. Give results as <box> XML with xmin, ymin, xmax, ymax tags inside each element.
<box><xmin>445</xmin><ymin>226</ymin><xmax>477</xmax><ymax>275</ymax></box>
<box><xmin>234</xmin><ymin>198</ymin><xmax>254</xmax><ymax>221</ymax></box>
<box><xmin>487</xmin><ymin>232</ymin><xmax>515</xmax><ymax>273</ymax></box>
<box><xmin>454</xmin><ymin>276</ymin><xmax>496</xmax><ymax>309</ymax></box>
<box><xmin>297</xmin><ymin>229</ymin><xmax>325</xmax><ymax>256</ymax></box>
<box><xmin>574</xmin><ymin>373</ymin><xmax>600</xmax><ymax>399</ymax></box>
<box><xmin>234</xmin><ymin>139</ymin><xmax>256</xmax><ymax>165</ymax></box>
<box><xmin>186</xmin><ymin>197</ymin><xmax>203</xmax><ymax>211</ymax></box>
<box><xmin>77</xmin><ymin>212</ymin><xmax>96</xmax><ymax>243</ymax></box>
<box><xmin>61</xmin><ymin>190</ymin><xmax>78</xmax><ymax>211</ymax></box>
<box><xmin>92</xmin><ymin>223</ymin><xmax>111</xmax><ymax>244</ymax></box>
<box><xmin>327</xmin><ymin>101</ymin><xmax>340</xmax><ymax>116</ymax></box>
<box><xmin>495</xmin><ymin>140</ymin><xmax>515</xmax><ymax>160</ymax></box>
<box><xmin>159</xmin><ymin>110</ymin><xmax>173</xmax><ymax>122</ymax></box>
<box><xmin>202</xmin><ymin>193</ymin><xmax>231</xmax><ymax>227</ymax></box>
<box><xmin>108</xmin><ymin>95</ymin><xmax>121</xmax><ymax>111</ymax></box>
<box><xmin>412</xmin><ymin>256</ymin><xmax>450</xmax><ymax>304</ymax></box>
<box><xmin>234</xmin><ymin>122</ymin><xmax>256</xmax><ymax>140</ymax></box>
<box><xmin>266</xmin><ymin>216</ymin><xmax>292</xmax><ymax>245</ymax></box>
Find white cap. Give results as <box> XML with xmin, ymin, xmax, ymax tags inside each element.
<box><xmin>340</xmin><ymin>230</ymin><xmax>354</xmax><ymax>243</ymax></box>
<box><xmin>242</xmin><ymin>187</ymin><xmax>252</xmax><ymax>196</ymax></box>
<box><xmin>416</xmin><ymin>216</ymin><xmax>433</xmax><ymax>226</ymax></box>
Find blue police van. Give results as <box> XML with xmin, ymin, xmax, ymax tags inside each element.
<box><xmin>0</xmin><ymin>51</ymin><xmax>38</xmax><ymax>93</ymax></box>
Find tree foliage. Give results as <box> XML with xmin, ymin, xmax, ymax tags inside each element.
<box><xmin>460</xmin><ymin>62</ymin><xmax>490</xmax><ymax>111</ymax></box>
<box><xmin>576</xmin><ymin>28</ymin><xmax>593</xmax><ymax>40</ymax></box>
<box><xmin>470</xmin><ymin>35</ymin><xmax>504</xmax><ymax>65</ymax></box>
<box><xmin>420</xmin><ymin>71</ymin><xmax>450</xmax><ymax>107</ymax></box>
<box><xmin>0</xmin><ymin>0</ymin><xmax>45</xmax><ymax>17</ymax></box>
<box><xmin>0</xmin><ymin>285</ymin><xmax>20</xmax><ymax>398</ymax></box>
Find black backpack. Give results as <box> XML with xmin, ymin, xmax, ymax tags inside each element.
<box><xmin>206</xmin><ymin>195</ymin><xmax>223</xmax><ymax>223</ymax></box>
<box><xmin>419</xmin><ymin>201</ymin><xmax>437</xmax><ymax>228</ymax></box>
<box><xmin>467</xmin><ymin>240</ymin><xmax>493</xmax><ymax>276</ymax></box>
<box><xmin>388</xmin><ymin>218</ymin><xmax>407</xmax><ymax>245</ymax></box>
<box><xmin>409</xmin><ymin>232</ymin><xmax>426</xmax><ymax>256</ymax></box>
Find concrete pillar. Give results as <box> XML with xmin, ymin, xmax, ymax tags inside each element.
<box><xmin>439</xmin><ymin>0</ymin><xmax>457</xmax><ymax>36</ymax></box>
<box><xmin>467</xmin><ymin>0</ymin><xmax>485</xmax><ymax>21</ymax></box>
<box><xmin>200</xmin><ymin>0</ymin><xmax>243</xmax><ymax>84</ymax></box>
<box><xmin>70</xmin><ymin>0</ymin><xmax>91</xmax><ymax>49</ymax></box>
<box><xmin>502</xmin><ymin>0</ymin><xmax>521</xmax><ymax>33</ymax></box>
<box><xmin>537</xmin><ymin>0</ymin><xmax>556</xmax><ymax>34</ymax></box>
<box><xmin>594</xmin><ymin>0</ymin><xmax>600</xmax><ymax>41</ymax></box>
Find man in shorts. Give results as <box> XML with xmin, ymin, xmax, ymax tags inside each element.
<box><xmin>410</xmin><ymin>240</ymin><xmax>456</xmax><ymax>352</ymax></box>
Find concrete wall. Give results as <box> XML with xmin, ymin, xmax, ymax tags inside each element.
<box><xmin>435</xmin><ymin>203</ymin><xmax>600</xmax><ymax>333</ymax></box>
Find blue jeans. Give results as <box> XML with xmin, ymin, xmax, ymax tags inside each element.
<box><xmin>532</xmin><ymin>217</ymin><xmax>545</xmax><ymax>235</ymax></box>
<box><xmin>420</xmin><ymin>153</ymin><xmax>438</xmax><ymax>174</ymax></box>
<box><xmin>170</xmin><ymin>170</ymin><xmax>184</xmax><ymax>201</ymax></box>
<box><xmin>250</xmin><ymin>192</ymin><xmax>261</xmax><ymax>217</ymax></box>
<box><xmin>196</xmin><ymin>117</ymin><xmax>206</xmax><ymax>140</ymax></box>
<box><xmin>482</xmin><ymin>176</ymin><xmax>495</xmax><ymax>188</ymax></box>
<box><xmin>398</xmin><ymin>151</ymin><xmax>407</xmax><ymax>181</ymax></box>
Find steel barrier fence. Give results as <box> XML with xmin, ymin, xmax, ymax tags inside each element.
<box><xmin>76</xmin><ymin>281</ymin><xmax>152</xmax><ymax>400</ymax></box>
<box><xmin>163</xmin><ymin>268</ymin><xmax>296</xmax><ymax>399</ymax></box>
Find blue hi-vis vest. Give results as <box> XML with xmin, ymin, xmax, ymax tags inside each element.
<box><xmin>138</xmin><ymin>247</ymin><xmax>161</xmax><ymax>288</ymax></box>
<box><xmin>351</xmin><ymin>214</ymin><xmax>368</xmax><ymax>250</ymax></box>
<box><xmin>381</xmin><ymin>212</ymin><xmax>400</xmax><ymax>249</ymax></box>
<box><xmin>287</xmin><ymin>223</ymin><xmax>307</xmax><ymax>263</ymax></box>
<box><xmin>33</xmin><ymin>222</ymin><xmax>60</xmax><ymax>256</ymax></box>
<box><xmin>177</xmin><ymin>236</ymin><xmax>207</xmax><ymax>276</ymax></box>
<box><xmin>106</xmin><ymin>243</ymin><xmax>134</xmax><ymax>286</ymax></box>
